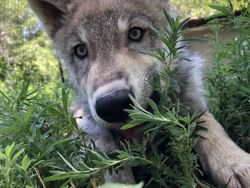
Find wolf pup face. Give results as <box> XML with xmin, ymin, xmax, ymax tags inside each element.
<box><xmin>29</xmin><ymin>0</ymin><xmax>174</xmax><ymax>127</ymax></box>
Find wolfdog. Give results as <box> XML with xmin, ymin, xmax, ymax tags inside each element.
<box><xmin>28</xmin><ymin>0</ymin><xmax>250</xmax><ymax>187</ymax></box>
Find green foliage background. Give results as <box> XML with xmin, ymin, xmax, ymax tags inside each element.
<box><xmin>0</xmin><ymin>0</ymin><xmax>60</xmax><ymax>91</ymax></box>
<box><xmin>171</xmin><ymin>0</ymin><xmax>249</xmax><ymax>17</ymax></box>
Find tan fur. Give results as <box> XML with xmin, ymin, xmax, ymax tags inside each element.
<box><xmin>28</xmin><ymin>0</ymin><xmax>250</xmax><ymax>186</ymax></box>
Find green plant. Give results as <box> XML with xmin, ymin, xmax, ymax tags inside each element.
<box><xmin>0</xmin><ymin>83</ymin><xmax>84</xmax><ymax>187</ymax></box>
<box><xmin>207</xmin><ymin>2</ymin><xmax>250</xmax><ymax>152</ymax></box>
<box><xmin>0</xmin><ymin>143</ymin><xmax>34</xmax><ymax>188</ymax></box>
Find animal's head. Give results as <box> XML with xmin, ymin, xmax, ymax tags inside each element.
<box><xmin>29</xmin><ymin>0</ymin><xmax>176</xmax><ymax>127</ymax></box>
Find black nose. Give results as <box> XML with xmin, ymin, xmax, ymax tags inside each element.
<box><xmin>95</xmin><ymin>89</ymin><xmax>133</xmax><ymax>123</ymax></box>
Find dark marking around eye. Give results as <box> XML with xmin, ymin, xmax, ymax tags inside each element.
<box><xmin>128</xmin><ymin>27</ymin><xmax>145</xmax><ymax>42</ymax></box>
<box><xmin>74</xmin><ymin>44</ymin><xmax>88</xmax><ymax>59</ymax></box>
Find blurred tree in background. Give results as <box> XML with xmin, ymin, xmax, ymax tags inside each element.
<box><xmin>171</xmin><ymin>0</ymin><xmax>249</xmax><ymax>17</ymax></box>
<box><xmin>0</xmin><ymin>0</ymin><xmax>60</xmax><ymax>90</ymax></box>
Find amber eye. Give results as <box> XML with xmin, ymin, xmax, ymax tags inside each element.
<box><xmin>128</xmin><ymin>27</ymin><xmax>145</xmax><ymax>42</ymax></box>
<box><xmin>74</xmin><ymin>44</ymin><xmax>88</xmax><ymax>59</ymax></box>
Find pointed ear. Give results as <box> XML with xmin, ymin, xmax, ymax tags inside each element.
<box><xmin>28</xmin><ymin>0</ymin><xmax>69</xmax><ymax>38</ymax></box>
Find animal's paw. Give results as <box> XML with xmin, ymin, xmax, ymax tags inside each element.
<box><xmin>209</xmin><ymin>153</ymin><xmax>250</xmax><ymax>188</ymax></box>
